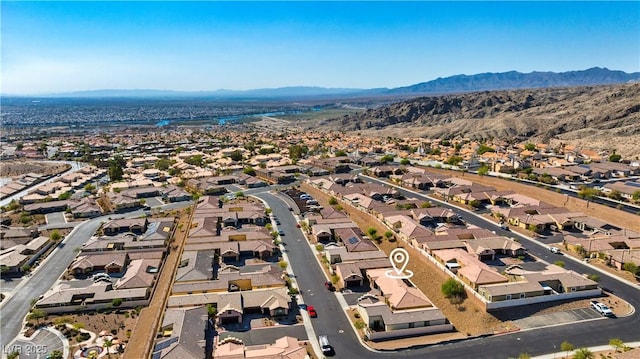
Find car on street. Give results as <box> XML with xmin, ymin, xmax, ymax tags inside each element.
<box><xmin>324</xmin><ymin>281</ymin><xmax>335</xmax><ymax>291</ymax></box>
<box><xmin>278</xmin><ymin>229</ymin><xmax>285</xmax><ymax>236</ymax></box>
<box><xmin>549</xmin><ymin>247</ymin><xmax>561</xmax><ymax>254</ymax></box>
<box><xmin>591</xmin><ymin>300</ymin><xmax>614</xmax><ymax>317</ymax></box>
<box><xmin>318</xmin><ymin>335</ymin><xmax>333</xmax><ymax>355</ymax></box>
<box><xmin>307</xmin><ymin>305</ymin><xmax>317</xmax><ymax>317</ymax></box>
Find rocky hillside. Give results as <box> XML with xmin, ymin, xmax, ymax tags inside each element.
<box><xmin>311</xmin><ymin>84</ymin><xmax>640</xmax><ymax>157</ymax></box>
<box><xmin>384</xmin><ymin>67</ymin><xmax>640</xmax><ymax>94</ymax></box>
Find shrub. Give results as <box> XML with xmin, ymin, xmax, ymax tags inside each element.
<box><xmin>441</xmin><ymin>278</ymin><xmax>465</xmax><ymax>299</ymax></box>
<box><xmin>554</xmin><ymin>261</ymin><xmax>566</xmax><ymax>268</ymax></box>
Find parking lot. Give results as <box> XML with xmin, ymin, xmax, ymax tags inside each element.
<box><xmin>513</xmin><ymin>307</ymin><xmax>605</xmax><ymax>330</ymax></box>
<box><xmin>6</xmin><ymin>327</ymin><xmax>65</xmax><ymax>359</ymax></box>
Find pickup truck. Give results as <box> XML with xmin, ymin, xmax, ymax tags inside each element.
<box><xmin>590</xmin><ymin>300</ymin><xmax>614</xmax><ymax>317</ymax></box>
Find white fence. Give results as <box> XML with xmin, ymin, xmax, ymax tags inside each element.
<box><xmin>365</xmin><ymin>323</ymin><xmax>454</xmax><ymax>341</ymax></box>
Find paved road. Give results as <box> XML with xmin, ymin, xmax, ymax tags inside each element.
<box><xmin>0</xmin><ymin>201</ymin><xmax>192</xmax><ymax>351</ymax></box>
<box><xmin>208</xmin><ymin>180</ymin><xmax>640</xmax><ymax>358</ymax></box>
<box><xmin>0</xmin><ymin>161</ymin><xmax>85</xmax><ymax>207</ymax></box>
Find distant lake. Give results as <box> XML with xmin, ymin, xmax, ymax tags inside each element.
<box><xmin>155</xmin><ymin>110</ymin><xmax>304</xmax><ymax>127</ymax></box>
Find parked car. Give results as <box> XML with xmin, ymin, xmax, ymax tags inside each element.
<box><xmin>324</xmin><ymin>281</ymin><xmax>335</xmax><ymax>291</ymax></box>
<box><xmin>278</xmin><ymin>230</ymin><xmax>285</xmax><ymax>236</ymax></box>
<box><xmin>549</xmin><ymin>247</ymin><xmax>561</xmax><ymax>254</ymax></box>
<box><xmin>307</xmin><ymin>305</ymin><xmax>317</xmax><ymax>317</ymax></box>
<box><xmin>591</xmin><ymin>300</ymin><xmax>614</xmax><ymax>317</ymax></box>
<box><xmin>318</xmin><ymin>335</ymin><xmax>333</xmax><ymax>355</ymax></box>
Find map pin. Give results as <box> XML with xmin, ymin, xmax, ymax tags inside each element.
<box><xmin>390</xmin><ymin>248</ymin><xmax>409</xmax><ymax>276</ymax></box>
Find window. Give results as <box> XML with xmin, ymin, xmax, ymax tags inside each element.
<box><xmin>520</xmin><ymin>293</ymin><xmax>525</xmax><ymax>299</ymax></box>
<box><xmin>505</xmin><ymin>294</ymin><xmax>512</xmax><ymax>300</ymax></box>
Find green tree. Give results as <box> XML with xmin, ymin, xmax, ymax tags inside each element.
<box><xmin>622</xmin><ymin>262</ymin><xmax>638</xmax><ymax>275</ymax></box>
<box><xmin>573</xmin><ymin>348</ymin><xmax>593</xmax><ymax>359</ymax></box>
<box><xmin>155</xmin><ymin>158</ymin><xmax>173</xmax><ymax>171</ymax></box>
<box><xmin>560</xmin><ymin>340</ymin><xmax>574</xmax><ymax>358</ymax></box>
<box><xmin>607</xmin><ymin>190</ymin><xmax>623</xmax><ymax>201</ymax></box>
<box><xmin>243</xmin><ymin>167</ymin><xmax>256</xmax><ymax>176</ymax></box>
<box><xmin>524</xmin><ymin>143</ymin><xmax>536</xmax><ymax>151</ymax></box>
<box><xmin>229</xmin><ymin>150</ymin><xmax>244</xmax><ymax>162</ymax></box>
<box><xmin>632</xmin><ymin>190</ymin><xmax>640</xmax><ymax>202</ymax></box>
<box><xmin>6</xmin><ymin>199</ymin><xmax>21</xmax><ymax>211</ymax></box>
<box><xmin>400</xmin><ymin>158</ymin><xmax>410</xmax><ymax>165</ymax></box>
<box><xmin>366</xmin><ymin>227</ymin><xmax>378</xmax><ymax>240</ymax></box>
<box><xmin>7</xmin><ymin>351</ymin><xmax>20</xmax><ymax>359</ymax></box>
<box><xmin>477</xmin><ymin>143</ymin><xmax>495</xmax><ymax>155</ymax></box>
<box><xmin>328</xmin><ymin>197</ymin><xmax>338</xmax><ymax>206</ymax></box>
<box><xmin>518</xmin><ymin>353</ymin><xmax>531</xmax><ymax>359</ymax></box>
<box><xmin>477</xmin><ymin>165</ymin><xmax>490</xmax><ymax>176</ymax></box>
<box><xmin>468</xmin><ymin>200</ymin><xmax>481</xmax><ymax>209</ymax></box>
<box><xmin>441</xmin><ymin>278</ymin><xmax>466</xmax><ymax>299</ymax></box>
<box><xmin>609</xmin><ymin>338</ymin><xmax>625</xmax><ymax>352</ymax></box>
<box><xmin>380</xmin><ymin>154</ymin><xmax>394</xmax><ymax>163</ymax></box>
<box><xmin>207</xmin><ymin>304</ymin><xmax>217</xmax><ymax>319</ymax></box>
<box><xmin>28</xmin><ymin>308</ymin><xmax>47</xmax><ymax>325</ymax></box>
<box><xmin>609</xmin><ymin>153</ymin><xmax>622</xmax><ymax>162</ymax></box>
<box><xmin>278</xmin><ymin>261</ymin><xmax>288</xmax><ymax>270</ymax></box>
<box><xmin>288</xmin><ymin>144</ymin><xmax>309</xmax><ymax>160</ymax></box>
<box><xmin>578</xmin><ymin>187</ymin><xmax>602</xmax><ymax>200</ymax></box>
<box><xmin>103</xmin><ymin>338</ymin><xmax>113</xmax><ymax>358</ymax></box>
<box><xmin>108</xmin><ymin>157</ymin><xmax>124</xmax><ymax>181</ymax></box>
<box><xmin>420</xmin><ymin>202</ymin><xmax>432</xmax><ymax>208</ymax></box>
<box><xmin>184</xmin><ymin>155</ymin><xmax>204</xmax><ymax>166</ymax></box>
<box><xmin>50</xmin><ymin>229</ymin><xmax>62</xmax><ymax>242</ymax></box>
<box><xmin>384</xmin><ymin>231</ymin><xmax>395</xmax><ymax>241</ymax></box>
<box><xmin>111</xmin><ymin>298</ymin><xmax>123</xmax><ymax>307</ymax></box>
<box><xmin>445</xmin><ymin>155</ymin><xmax>463</xmax><ymax>165</ymax></box>
<box><xmin>334</xmin><ymin>150</ymin><xmax>347</xmax><ymax>157</ymax></box>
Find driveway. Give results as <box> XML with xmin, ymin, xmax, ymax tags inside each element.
<box><xmin>217</xmin><ymin>324</ymin><xmax>308</xmax><ymax>346</ymax></box>
<box><xmin>45</xmin><ymin>212</ymin><xmax>66</xmax><ymax>225</ymax></box>
<box><xmin>514</xmin><ymin>307</ymin><xmax>605</xmax><ymax>330</ymax></box>
<box><xmin>144</xmin><ymin>197</ymin><xmax>164</xmax><ymax>208</ymax></box>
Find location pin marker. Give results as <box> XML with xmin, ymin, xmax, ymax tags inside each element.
<box><xmin>386</xmin><ymin>248</ymin><xmax>413</xmax><ymax>279</ymax></box>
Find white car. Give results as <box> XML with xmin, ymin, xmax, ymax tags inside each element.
<box><xmin>549</xmin><ymin>247</ymin><xmax>560</xmax><ymax>254</ymax></box>
<box><xmin>591</xmin><ymin>300</ymin><xmax>614</xmax><ymax>317</ymax></box>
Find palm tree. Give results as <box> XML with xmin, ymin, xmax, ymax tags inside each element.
<box><xmin>103</xmin><ymin>338</ymin><xmax>113</xmax><ymax>358</ymax></box>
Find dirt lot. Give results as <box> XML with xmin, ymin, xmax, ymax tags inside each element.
<box><xmin>1</xmin><ymin>161</ymin><xmax>70</xmax><ymax>178</ymax></box>
<box><xmin>125</xmin><ymin>208</ymin><xmax>192</xmax><ymax>359</ymax></box>
<box><xmin>27</xmin><ymin>310</ymin><xmax>138</xmax><ymax>350</ymax></box>
<box><xmin>301</xmin><ymin>182</ymin><xmax>634</xmax><ymax>338</ymax></box>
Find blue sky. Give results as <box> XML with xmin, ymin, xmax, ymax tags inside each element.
<box><xmin>2</xmin><ymin>1</ymin><xmax>639</xmax><ymax>94</ymax></box>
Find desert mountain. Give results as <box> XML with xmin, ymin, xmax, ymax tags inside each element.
<box><xmin>383</xmin><ymin>67</ymin><xmax>640</xmax><ymax>95</ymax></box>
<box><xmin>310</xmin><ymin>83</ymin><xmax>640</xmax><ymax>158</ymax></box>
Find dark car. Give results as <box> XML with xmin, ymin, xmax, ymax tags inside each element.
<box><xmin>324</xmin><ymin>281</ymin><xmax>335</xmax><ymax>291</ymax></box>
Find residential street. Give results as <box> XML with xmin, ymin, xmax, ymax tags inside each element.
<box><xmin>255</xmin><ymin>180</ymin><xmax>640</xmax><ymax>358</ymax></box>
<box><xmin>0</xmin><ymin>201</ymin><xmax>191</xmax><ymax>351</ymax></box>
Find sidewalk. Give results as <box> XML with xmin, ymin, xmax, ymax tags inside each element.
<box><xmin>531</xmin><ymin>341</ymin><xmax>640</xmax><ymax>359</ymax></box>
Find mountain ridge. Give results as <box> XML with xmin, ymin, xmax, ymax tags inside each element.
<box><xmin>4</xmin><ymin>67</ymin><xmax>638</xmax><ymax>99</ymax></box>
<box><xmin>311</xmin><ymin>83</ymin><xmax>640</xmax><ymax>158</ymax></box>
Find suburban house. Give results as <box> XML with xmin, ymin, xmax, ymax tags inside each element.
<box><xmin>478</xmin><ymin>264</ymin><xmax>600</xmax><ymax>310</ymax></box>
<box><xmin>214</xmin><ymin>336</ymin><xmax>308</xmax><ymax>359</ymax></box>
<box><xmin>357</xmin><ymin>268</ymin><xmax>453</xmax><ymax>341</ymax></box>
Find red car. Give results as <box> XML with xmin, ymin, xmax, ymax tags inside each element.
<box><xmin>307</xmin><ymin>305</ymin><xmax>317</xmax><ymax>318</ymax></box>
